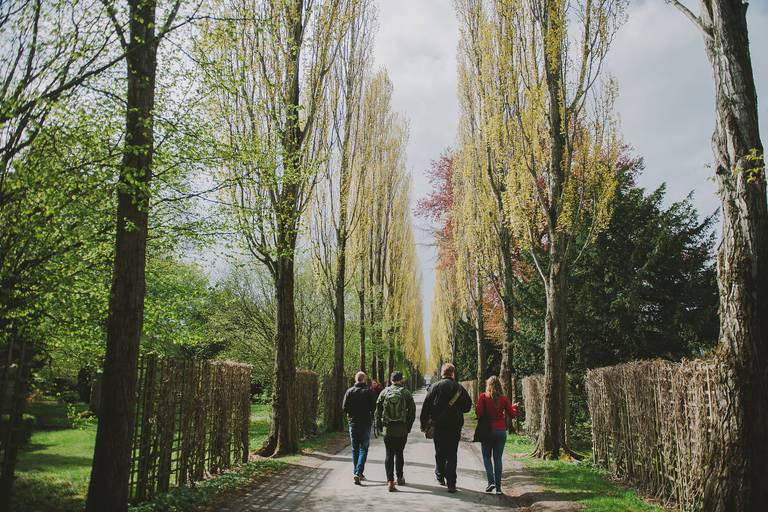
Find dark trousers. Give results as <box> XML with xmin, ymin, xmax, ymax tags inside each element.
<box><xmin>383</xmin><ymin>435</ymin><xmax>407</xmax><ymax>482</ymax></box>
<box><xmin>433</xmin><ymin>431</ymin><xmax>461</xmax><ymax>488</ymax></box>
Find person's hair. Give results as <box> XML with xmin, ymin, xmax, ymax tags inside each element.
<box><xmin>441</xmin><ymin>363</ymin><xmax>456</xmax><ymax>378</ymax></box>
<box><xmin>485</xmin><ymin>376</ymin><xmax>503</xmax><ymax>407</ymax></box>
<box><xmin>355</xmin><ymin>371</ymin><xmax>367</xmax><ymax>383</ymax></box>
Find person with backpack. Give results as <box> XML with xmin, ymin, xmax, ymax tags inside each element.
<box><xmin>375</xmin><ymin>371</ymin><xmax>416</xmax><ymax>492</ymax></box>
<box><xmin>419</xmin><ymin>363</ymin><xmax>472</xmax><ymax>493</ymax></box>
<box><xmin>343</xmin><ymin>371</ymin><xmax>376</xmax><ymax>485</ymax></box>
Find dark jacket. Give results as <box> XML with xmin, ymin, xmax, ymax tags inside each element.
<box><xmin>420</xmin><ymin>376</ymin><xmax>472</xmax><ymax>435</ymax></box>
<box><xmin>375</xmin><ymin>383</ymin><xmax>416</xmax><ymax>438</ymax></box>
<box><xmin>343</xmin><ymin>381</ymin><xmax>376</xmax><ymax>428</ymax></box>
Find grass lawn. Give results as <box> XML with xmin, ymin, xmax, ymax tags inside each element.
<box><xmin>503</xmin><ymin>431</ymin><xmax>667</xmax><ymax>512</ymax></box>
<box><xmin>8</xmin><ymin>401</ymin><xmax>331</xmax><ymax>512</ymax></box>
<box><xmin>11</xmin><ymin>400</ymin><xmax>96</xmax><ymax>512</ymax></box>
<box><xmin>462</xmin><ymin>414</ymin><xmax>666</xmax><ymax>511</ymax></box>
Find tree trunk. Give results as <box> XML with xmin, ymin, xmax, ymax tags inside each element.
<box><xmin>685</xmin><ymin>1</ymin><xmax>768</xmax><ymax>509</ymax></box>
<box><xmin>474</xmin><ymin>272</ymin><xmax>486</xmax><ymax>399</ymax></box>
<box><xmin>498</xmin><ymin>230</ymin><xmax>517</xmax><ymax>432</ymax></box>
<box><xmin>535</xmin><ymin>252</ymin><xmax>568</xmax><ymax>458</ymax></box>
<box><xmin>533</xmin><ymin>0</ymin><xmax>571</xmax><ymax>460</ymax></box>
<box><xmin>328</xmin><ymin>240</ymin><xmax>347</xmax><ymax>431</ymax></box>
<box><xmin>500</xmin><ymin>297</ymin><xmax>517</xmax><ymax>432</ymax></box>
<box><xmin>259</xmin><ymin>255</ymin><xmax>299</xmax><ymax>456</ymax></box>
<box><xmin>359</xmin><ymin>288</ymin><xmax>366</xmax><ymax>372</ymax></box>
<box><xmin>0</xmin><ymin>339</ymin><xmax>37</xmax><ymax>509</ymax></box>
<box><xmin>86</xmin><ymin>1</ymin><xmax>156</xmax><ymax>508</ymax></box>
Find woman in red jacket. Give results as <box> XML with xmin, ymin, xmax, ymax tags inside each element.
<box><xmin>475</xmin><ymin>375</ymin><xmax>517</xmax><ymax>495</ymax></box>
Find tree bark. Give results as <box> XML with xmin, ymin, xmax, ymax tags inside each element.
<box><xmin>86</xmin><ymin>0</ymin><xmax>156</xmax><ymax>508</ymax></box>
<box><xmin>474</xmin><ymin>271</ymin><xmax>486</xmax><ymax>398</ymax></box>
<box><xmin>359</xmin><ymin>288</ymin><xmax>366</xmax><ymax>372</ymax></box>
<box><xmin>328</xmin><ymin>237</ymin><xmax>347</xmax><ymax>431</ymax></box>
<box><xmin>533</xmin><ymin>0</ymin><xmax>571</xmax><ymax>460</ymax></box>
<box><xmin>497</xmin><ymin>224</ymin><xmax>517</xmax><ymax>432</ymax></box>
<box><xmin>674</xmin><ymin>1</ymin><xmax>768</xmax><ymax>509</ymax></box>
<box><xmin>260</xmin><ymin>255</ymin><xmax>300</xmax><ymax>456</ymax></box>
<box><xmin>535</xmin><ymin>249</ymin><xmax>569</xmax><ymax>458</ymax></box>
<box><xmin>499</xmin><ymin>287</ymin><xmax>517</xmax><ymax>432</ymax></box>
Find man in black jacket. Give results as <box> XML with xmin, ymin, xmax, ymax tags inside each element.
<box><xmin>420</xmin><ymin>363</ymin><xmax>472</xmax><ymax>493</ymax></box>
<box><xmin>342</xmin><ymin>371</ymin><xmax>376</xmax><ymax>484</ymax></box>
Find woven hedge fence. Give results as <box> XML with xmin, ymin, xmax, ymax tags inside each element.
<box><xmin>522</xmin><ymin>375</ymin><xmax>544</xmax><ymax>441</ymax></box>
<box><xmin>129</xmin><ymin>355</ymin><xmax>251</xmax><ymax>504</ymax></box>
<box><xmin>295</xmin><ymin>370</ymin><xmax>319</xmax><ymax>439</ymax></box>
<box><xmin>460</xmin><ymin>380</ymin><xmax>478</xmax><ymax>407</ymax></box>
<box><xmin>586</xmin><ymin>359</ymin><xmax>719</xmax><ymax>510</ymax></box>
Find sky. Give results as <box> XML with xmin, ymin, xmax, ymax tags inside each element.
<box><xmin>371</xmin><ymin>0</ymin><xmax>768</xmax><ymax>355</ymax></box>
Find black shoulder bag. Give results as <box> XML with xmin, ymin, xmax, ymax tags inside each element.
<box><xmin>473</xmin><ymin>393</ymin><xmax>493</xmax><ymax>443</ymax></box>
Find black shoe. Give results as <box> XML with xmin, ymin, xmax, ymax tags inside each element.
<box><xmin>354</xmin><ymin>474</ymin><xmax>361</xmax><ymax>485</ymax></box>
<box><xmin>485</xmin><ymin>483</ymin><xmax>495</xmax><ymax>493</ymax></box>
<box><xmin>447</xmin><ymin>487</ymin><xmax>457</xmax><ymax>493</ymax></box>
<box><xmin>435</xmin><ymin>475</ymin><xmax>445</xmax><ymax>486</ymax></box>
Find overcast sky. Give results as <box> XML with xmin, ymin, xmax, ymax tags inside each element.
<box><xmin>371</xmin><ymin>0</ymin><xmax>768</xmax><ymax>354</ymax></box>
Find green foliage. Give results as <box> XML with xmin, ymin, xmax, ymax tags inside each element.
<box><xmin>65</xmin><ymin>402</ymin><xmax>96</xmax><ymax>431</ymax></box>
<box><xmin>742</xmin><ymin>148</ymin><xmax>765</xmax><ymax>184</ymax></box>
<box><xmin>142</xmin><ymin>256</ymin><xmax>212</xmax><ymax>356</ymax></box>
<box><xmin>0</xmin><ymin>414</ymin><xmax>36</xmax><ymax>449</ymax></box>
<box><xmin>515</xmin><ymin>164</ymin><xmax>720</xmax><ymax>425</ymax></box>
<box><xmin>453</xmin><ymin>318</ymin><xmax>501</xmax><ymax>382</ymax></box>
<box><xmin>192</xmin><ymin>258</ymin><xmax>334</xmax><ymax>396</ymax></box>
<box><xmin>566</xmin><ymin>166</ymin><xmax>719</xmax><ymax>369</ymax></box>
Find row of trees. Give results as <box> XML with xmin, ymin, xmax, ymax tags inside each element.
<box><xmin>422</xmin><ymin>0</ymin><xmax>765</xmax><ymax>509</ymax></box>
<box><xmin>2</xmin><ymin>0</ymin><xmax>426</xmax><ymax>509</ymax></box>
<box><xmin>433</xmin><ymin>157</ymin><xmax>720</xmax><ymax>418</ymax></box>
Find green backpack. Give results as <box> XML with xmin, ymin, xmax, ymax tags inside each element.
<box><xmin>382</xmin><ymin>386</ymin><xmax>407</xmax><ymax>425</ymax></box>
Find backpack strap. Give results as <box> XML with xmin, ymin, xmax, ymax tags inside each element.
<box><xmin>434</xmin><ymin>387</ymin><xmax>463</xmax><ymax>423</ymax></box>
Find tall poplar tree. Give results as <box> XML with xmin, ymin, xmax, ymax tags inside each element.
<box><xmin>666</xmin><ymin>1</ymin><xmax>767</xmax><ymax>509</ymax></box>
<box><xmin>310</xmin><ymin>0</ymin><xmax>375</xmax><ymax>431</ymax></box>
<box><xmin>199</xmin><ymin>0</ymin><xmax>355</xmax><ymax>456</ymax></box>
<box><xmin>350</xmin><ymin>70</ymin><xmax>424</xmax><ymax>382</ymax></box>
<box><xmin>496</xmin><ymin>0</ymin><xmax>625</xmax><ymax>457</ymax></box>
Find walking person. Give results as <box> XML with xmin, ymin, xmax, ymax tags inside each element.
<box><xmin>342</xmin><ymin>371</ymin><xmax>376</xmax><ymax>485</ymax></box>
<box><xmin>376</xmin><ymin>371</ymin><xmax>416</xmax><ymax>492</ymax></box>
<box><xmin>476</xmin><ymin>375</ymin><xmax>517</xmax><ymax>495</ymax></box>
<box><xmin>420</xmin><ymin>363</ymin><xmax>472</xmax><ymax>493</ymax></box>
<box><xmin>371</xmin><ymin>379</ymin><xmax>383</xmax><ymax>438</ymax></box>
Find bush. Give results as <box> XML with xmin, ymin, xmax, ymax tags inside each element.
<box><xmin>0</xmin><ymin>414</ymin><xmax>37</xmax><ymax>448</ymax></box>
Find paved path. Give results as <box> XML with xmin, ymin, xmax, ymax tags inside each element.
<box><xmin>216</xmin><ymin>389</ymin><xmax>578</xmax><ymax>512</ymax></box>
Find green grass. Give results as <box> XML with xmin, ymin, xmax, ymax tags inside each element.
<box><xmin>248</xmin><ymin>402</ymin><xmax>272</xmax><ymax>450</ymax></box>
<box><xmin>12</xmin><ymin>400</ymin><xmax>97</xmax><ymax>512</ymax></box>
<box><xmin>8</xmin><ymin>401</ymin><xmax>336</xmax><ymax>512</ymax></box>
<box><xmin>502</xmin><ymin>433</ymin><xmax>666</xmax><ymax>512</ymax></box>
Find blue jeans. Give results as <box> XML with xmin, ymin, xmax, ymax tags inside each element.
<box><xmin>481</xmin><ymin>429</ymin><xmax>507</xmax><ymax>489</ymax></box>
<box><xmin>433</xmin><ymin>431</ymin><xmax>461</xmax><ymax>488</ymax></box>
<box><xmin>349</xmin><ymin>426</ymin><xmax>371</xmax><ymax>476</ymax></box>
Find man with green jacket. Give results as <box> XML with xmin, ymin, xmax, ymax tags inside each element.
<box><xmin>376</xmin><ymin>371</ymin><xmax>416</xmax><ymax>492</ymax></box>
